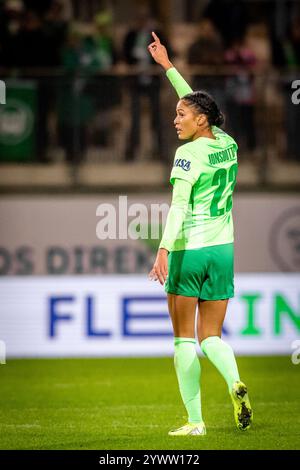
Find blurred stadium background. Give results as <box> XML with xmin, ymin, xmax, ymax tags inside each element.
<box><xmin>0</xmin><ymin>0</ymin><xmax>299</xmax><ymax>450</ymax></box>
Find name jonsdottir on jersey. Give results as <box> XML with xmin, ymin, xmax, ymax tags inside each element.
<box><xmin>208</xmin><ymin>147</ymin><xmax>236</xmax><ymax>165</ymax></box>
<box><xmin>174</xmin><ymin>158</ymin><xmax>191</xmax><ymax>171</ymax></box>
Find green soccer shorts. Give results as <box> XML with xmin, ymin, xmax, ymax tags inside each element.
<box><xmin>165</xmin><ymin>242</ymin><xmax>234</xmax><ymax>300</ymax></box>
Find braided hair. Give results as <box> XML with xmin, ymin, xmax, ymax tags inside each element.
<box><xmin>182</xmin><ymin>91</ymin><xmax>225</xmax><ymax>127</ymax></box>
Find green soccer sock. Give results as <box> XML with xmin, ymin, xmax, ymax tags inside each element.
<box><xmin>201</xmin><ymin>336</ymin><xmax>240</xmax><ymax>392</ymax></box>
<box><xmin>174</xmin><ymin>337</ymin><xmax>203</xmax><ymax>424</ymax></box>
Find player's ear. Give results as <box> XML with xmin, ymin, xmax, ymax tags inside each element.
<box><xmin>197</xmin><ymin>114</ymin><xmax>206</xmax><ymax>126</ymax></box>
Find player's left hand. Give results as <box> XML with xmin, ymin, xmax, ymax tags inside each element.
<box><xmin>149</xmin><ymin>248</ymin><xmax>168</xmax><ymax>285</ymax></box>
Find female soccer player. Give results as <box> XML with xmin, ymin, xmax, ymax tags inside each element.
<box><xmin>148</xmin><ymin>32</ymin><xmax>252</xmax><ymax>436</ymax></box>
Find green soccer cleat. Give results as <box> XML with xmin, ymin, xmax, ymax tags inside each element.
<box><xmin>230</xmin><ymin>381</ymin><xmax>253</xmax><ymax>431</ymax></box>
<box><xmin>168</xmin><ymin>422</ymin><xmax>206</xmax><ymax>436</ymax></box>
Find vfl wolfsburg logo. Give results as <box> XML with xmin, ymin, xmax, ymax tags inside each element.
<box><xmin>270</xmin><ymin>207</ymin><xmax>300</xmax><ymax>271</ymax></box>
<box><xmin>174</xmin><ymin>158</ymin><xmax>191</xmax><ymax>171</ymax></box>
<box><xmin>0</xmin><ymin>98</ymin><xmax>34</xmax><ymax>145</ymax></box>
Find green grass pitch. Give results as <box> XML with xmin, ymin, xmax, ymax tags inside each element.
<box><xmin>0</xmin><ymin>356</ymin><xmax>299</xmax><ymax>450</ymax></box>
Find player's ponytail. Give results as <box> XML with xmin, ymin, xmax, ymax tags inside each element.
<box><xmin>182</xmin><ymin>91</ymin><xmax>225</xmax><ymax>127</ymax></box>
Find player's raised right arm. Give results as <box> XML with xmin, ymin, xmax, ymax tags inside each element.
<box><xmin>148</xmin><ymin>32</ymin><xmax>193</xmax><ymax>98</ymax></box>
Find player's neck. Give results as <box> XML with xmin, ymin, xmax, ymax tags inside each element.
<box><xmin>192</xmin><ymin>128</ymin><xmax>216</xmax><ymax>141</ymax></box>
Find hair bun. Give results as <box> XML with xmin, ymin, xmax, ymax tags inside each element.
<box><xmin>183</xmin><ymin>91</ymin><xmax>225</xmax><ymax>128</ymax></box>
<box><xmin>214</xmin><ymin>111</ymin><xmax>225</xmax><ymax>127</ymax></box>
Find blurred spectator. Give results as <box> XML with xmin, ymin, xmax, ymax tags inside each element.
<box><xmin>270</xmin><ymin>15</ymin><xmax>300</xmax><ymax>68</ymax></box>
<box><xmin>0</xmin><ymin>0</ymin><xmax>67</xmax><ymax>66</ymax></box>
<box><xmin>0</xmin><ymin>0</ymin><xmax>24</xmax><ymax>66</ymax></box>
<box><xmin>7</xmin><ymin>6</ymin><xmax>64</xmax><ymax>162</ymax></box>
<box><xmin>53</xmin><ymin>0</ymin><xmax>73</xmax><ymax>22</ymax></box>
<box><xmin>93</xmin><ymin>10</ymin><xmax>117</xmax><ymax>70</ymax></box>
<box><xmin>188</xmin><ymin>18</ymin><xmax>224</xmax><ymax>66</ymax></box>
<box><xmin>58</xmin><ymin>26</ymin><xmax>96</xmax><ymax>164</ymax></box>
<box><xmin>187</xmin><ymin>18</ymin><xmax>225</xmax><ymax>108</ymax></box>
<box><xmin>22</xmin><ymin>0</ymin><xmax>51</xmax><ymax>15</ymax></box>
<box><xmin>22</xmin><ymin>6</ymin><xmax>67</xmax><ymax>162</ymax></box>
<box><xmin>44</xmin><ymin>0</ymin><xmax>68</xmax><ymax>66</ymax></box>
<box><xmin>58</xmin><ymin>11</ymin><xmax>120</xmax><ymax>163</ymax></box>
<box><xmin>61</xmin><ymin>12</ymin><xmax>116</xmax><ymax>74</ymax></box>
<box><xmin>283</xmin><ymin>16</ymin><xmax>300</xmax><ymax>162</ymax></box>
<box><xmin>15</xmin><ymin>9</ymin><xmax>56</xmax><ymax>66</ymax></box>
<box><xmin>285</xmin><ymin>16</ymin><xmax>300</xmax><ymax>65</ymax></box>
<box><xmin>91</xmin><ymin>11</ymin><xmax>121</xmax><ymax>147</ymax></box>
<box><xmin>0</xmin><ymin>1</ymin><xmax>70</xmax><ymax>162</ymax></box>
<box><xmin>203</xmin><ymin>0</ymin><xmax>247</xmax><ymax>48</ymax></box>
<box><xmin>271</xmin><ymin>15</ymin><xmax>300</xmax><ymax>161</ymax></box>
<box><xmin>225</xmin><ymin>35</ymin><xmax>257</xmax><ymax>153</ymax></box>
<box><xmin>122</xmin><ymin>7</ymin><xmax>171</xmax><ymax>161</ymax></box>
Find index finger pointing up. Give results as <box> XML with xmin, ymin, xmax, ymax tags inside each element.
<box><xmin>152</xmin><ymin>31</ymin><xmax>161</xmax><ymax>43</ymax></box>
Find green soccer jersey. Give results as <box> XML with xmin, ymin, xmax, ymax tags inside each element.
<box><xmin>160</xmin><ymin>68</ymin><xmax>238</xmax><ymax>251</ymax></box>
